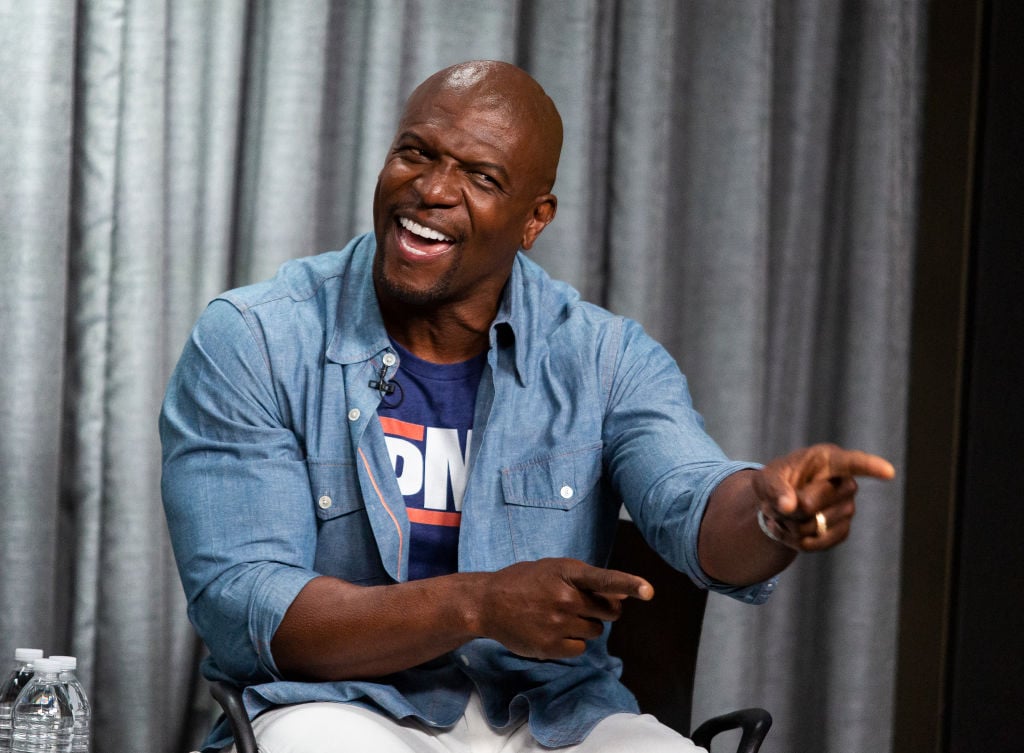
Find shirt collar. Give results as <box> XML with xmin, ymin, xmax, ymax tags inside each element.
<box><xmin>324</xmin><ymin>234</ymin><xmax>391</xmax><ymax>366</ymax></box>
<box><xmin>490</xmin><ymin>254</ymin><xmax>542</xmax><ymax>387</ymax></box>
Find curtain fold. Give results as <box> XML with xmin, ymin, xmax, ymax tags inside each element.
<box><xmin>0</xmin><ymin>2</ymin><xmax>923</xmax><ymax>751</ymax></box>
<box><xmin>0</xmin><ymin>0</ymin><xmax>77</xmax><ymax>670</ymax></box>
<box><xmin>690</xmin><ymin>5</ymin><xmax>919</xmax><ymax>752</ymax></box>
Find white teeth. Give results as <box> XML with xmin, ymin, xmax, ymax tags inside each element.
<box><xmin>399</xmin><ymin>217</ymin><xmax>453</xmax><ymax>242</ymax></box>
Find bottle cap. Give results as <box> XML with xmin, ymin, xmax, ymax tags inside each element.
<box><xmin>30</xmin><ymin>658</ymin><xmax>61</xmax><ymax>675</ymax></box>
<box><xmin>49</xmin><ymin>656</ymin><xmax>77</xmax><ymax>671</ymax></box>
<box><xmin>14</xmin><ymin>649</ymin><xmax>44</xmax><ymax>662</ymax></box>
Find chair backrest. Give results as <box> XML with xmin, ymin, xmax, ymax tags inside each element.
<box><xmin>606</xmin><ymin>520</ymin><xmax>708</xmax><ymax>736</ymax></box>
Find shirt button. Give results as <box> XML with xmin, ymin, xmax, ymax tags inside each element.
<box><xmin>560</xmin><ymin>485</ymin><xmax>574</xmax><ymax>499</ymax></box>
<box><xmin>382</xmin><ymin>353</ymin><xmax>397</xmax><ymax>367</ymax></box>
<box><xmin>348</xmin><ymin>408</ymin><xmax>361</xmax><ymax>421</ymax></box>
<box><xmin>318</xmin><ymin>496</ymin><xmax>332</xmax><ymax>510</ymax></box>
<box><xmin>460</xmin><ymin>655</ymin><xmax>470</xmax><ymax>666</ymax></box>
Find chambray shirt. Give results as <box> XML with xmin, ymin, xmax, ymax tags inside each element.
<box><xmin>160</xmin><ymin>233</ymin><xmax>773</xmax><ymax>751</ymax></box>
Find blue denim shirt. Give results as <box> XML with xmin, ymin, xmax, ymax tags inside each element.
<box><xmin>160</xmin><ymin>233</ymin><xmax>773</xmax><ymax>751</ymax></box>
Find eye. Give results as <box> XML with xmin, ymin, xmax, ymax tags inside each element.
<box><xmin>395</xmin><ymin>145</ymin><xmax>430</xmax><ymax>161</ymax></box>
<box><xmin>470</xmin><ymin>170</ymin><xmax>500</xmax><ymax>188</ymax></box>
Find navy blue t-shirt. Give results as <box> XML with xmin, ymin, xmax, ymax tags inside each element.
<box><xmin>377</xmin><ymin>339</ymin><xmax>485</xmax><ymax>580</ymax></box>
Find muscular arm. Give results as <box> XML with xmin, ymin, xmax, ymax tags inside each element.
<box><xmin>271</xmin><ymin>558</ymin><xmax>653</xmax><ymax>681</ymax></box>
<box><xmin>698</xmin><ymin>444</ymin><xmax>896</xmax><ymax>586</ymax></box>
<box><xmin>698</xmin><ymin>469</ymin><xmax>797</xmax><ymax>585</ymax></box>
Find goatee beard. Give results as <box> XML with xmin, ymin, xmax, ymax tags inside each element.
<box><xmin>372</xmin><ymin>249</ymin><xmax>460</xmax><ymax>309</ymax></box>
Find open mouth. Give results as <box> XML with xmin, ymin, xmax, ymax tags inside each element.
<box><xmin>396</xmin><ymin>217</ymin><xmax>455</xmax><ymax>258</ymax></box>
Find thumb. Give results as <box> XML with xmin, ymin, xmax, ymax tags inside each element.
<box><xmin>753</xmin><ymin>466</ymin><xmax>799</xmax><ymax>516</ymax></box>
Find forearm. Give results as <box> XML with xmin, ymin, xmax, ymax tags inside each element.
<box><xmin>697</xmin><ymin>470</ymin><xmax>796</xmax><ymax>586</ymax></box>
<box><xmin>271</xmin><ymin>572</ymin><xmax>488</xmax><ymax>680</ymax></box>
<box><xmin>271</xmin><ymin>558</ymin><xmax>653</xmax><ymax>681</ymax></box>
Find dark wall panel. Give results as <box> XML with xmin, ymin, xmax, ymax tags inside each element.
<box><xmin>948</xmin><ymin>1</ymin><xmax>1024</xmax><ymax>750</ymax></box>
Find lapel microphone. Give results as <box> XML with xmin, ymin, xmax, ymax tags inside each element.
<box><xmin>369</xmin><ymin>359</ymin><xmax>404</xmax><ymax>408</ymax></box>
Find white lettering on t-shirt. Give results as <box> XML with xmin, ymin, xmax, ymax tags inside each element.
<box><xmin>385</xmin><ymin>436</ymin><xmax>425</xmax><ymax>497</ymax></box>
<box><xmin>424</xmin><ymin>427</ymin><xmax>471</xmax><ymax>511</ymax></box>
<box><xmin>383</xmin><ymin>426</ymin><xmax>473</xmax><ymax>512</ymax></box>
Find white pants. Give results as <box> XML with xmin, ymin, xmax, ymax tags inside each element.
<box><xmin>221</xmin><ymin>693</ymin><xmax>706</xmax><ymax>753</ymax></box>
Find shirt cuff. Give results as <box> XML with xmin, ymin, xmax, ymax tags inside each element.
<box><xmin>248</xmin><ymin>565</ymin><xmax>322</xmax><ymax>679</ymax></box>
<box><xmin>684</xmin><ymin>461</ymin><xmax>778</xmax><ymax>605</ymax></box>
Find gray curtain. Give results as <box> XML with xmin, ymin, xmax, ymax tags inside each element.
<box><xmin>0</xmin><ymin>2</ymin><xmax>923</xmax><ymax>752</ymax></box>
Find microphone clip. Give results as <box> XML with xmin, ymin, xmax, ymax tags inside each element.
<box><xmin>369</xmin><ymin>362</ymin><xmax>396</xmax><ymax>397</ymax></box>
<box><xmin>368</xmin><ymin>354</ymin><xmax>403</xmax><ymax>408</ymax></box>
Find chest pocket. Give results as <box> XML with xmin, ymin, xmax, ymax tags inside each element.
<box><xmin>500</xmin><ymin>442</ymin><xmax>614</xmax><ymax>562</ymax></box>
<box><xmin>307</xmin><ymin>459</ymin><xmax>389</xmax><ymax>584</ymax></box>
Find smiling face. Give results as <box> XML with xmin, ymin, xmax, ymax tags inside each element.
<box><xmin>372</xmin><ymin>61</ymin><xmax>561</xmax><ymax>317</ymax></box>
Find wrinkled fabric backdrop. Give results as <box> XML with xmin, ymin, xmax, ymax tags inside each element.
<box><xmin>0</xmin><ymin>1</ymin><xmax>923</xmax><ymax>751</ymax></box>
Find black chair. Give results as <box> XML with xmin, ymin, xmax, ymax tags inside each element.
<box><xmin>210</xmin><ymin>520</ymin><xmax>771</xmax><ymax>752</ymax></box>
<box><xmin>607</xmin><ymin>521</ymin><xmax>771</xmax><ymax>752</ymax></box>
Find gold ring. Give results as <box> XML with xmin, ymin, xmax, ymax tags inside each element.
<box><xmin>815</xmin><ymin>511</ymin><xmax>828</xmax><ymax>537</ymax></box>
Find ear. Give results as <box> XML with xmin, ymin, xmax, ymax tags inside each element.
<box><xmin>520</xmin><ymin>194</ymin><xmax>557</xmax><ymax>251</ymax></box>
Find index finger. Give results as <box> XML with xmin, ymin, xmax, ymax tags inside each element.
<box><xmin>564</xmin><ymin>563</ymin><xmax>654</xmax><ymax>601</ymax></box>
<box><xmin>827</xmin><ymin>448</ymin><xmax>896</xmax><ymax>481</ymax></box>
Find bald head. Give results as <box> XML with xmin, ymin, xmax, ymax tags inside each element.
<box><xmin>401</xmin><ymin>60</ymin><xmax>563</xmax><ymax>191</ymax></box>
<box><xmin>372</xmin><ymin>59</ymin><xmax>563</xmax><ymax>316</ymax></box>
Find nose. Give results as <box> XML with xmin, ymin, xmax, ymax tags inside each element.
<box><xmin>414</xmin><ymin>161</ymin><xmax>460</xmax><ymax>207</ymax></box>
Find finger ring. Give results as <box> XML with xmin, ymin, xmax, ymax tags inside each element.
<box><xmin>815</xmin><ymin>511</ymin><xmax>828</xmax><ymax>537</ymax></box>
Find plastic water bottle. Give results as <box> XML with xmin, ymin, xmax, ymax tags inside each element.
<box><xmin>0</xmin><ymin>649</ymin><xmax>44</xmax><ymax>752</ymax></box>
<box><xmin>10</xmin><ymin>658</ymin><xmax>72</xmax><ymax>753</ymax></box>
<box><xmin>47</xmin><ymin>660</ymin><xmax>88</xmax><ymax>753</ymax></box>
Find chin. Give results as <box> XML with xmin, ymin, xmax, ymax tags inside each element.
<box><xmin>373</xmin><ymin>253</ymin><xmax>457</xmax><ymax>309</ymax></box>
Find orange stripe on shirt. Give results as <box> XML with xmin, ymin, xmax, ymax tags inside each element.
<box><xmin>357</xmin><ymin>448</ymin><xmax>403</xmax><ymax>578</ymax></box>
<box><xmin>379</xmin><ymin>416</ymin><xmax>425</xmax><ymax>441</ymax></box>
<box><xmin>406</xmin><ymin>508</ymin><xmax>462</xmax><ymax>527</ymax></box>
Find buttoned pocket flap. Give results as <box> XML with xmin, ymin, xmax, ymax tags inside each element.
<box><xmin>501</xmin><ymin>442</ymin><xmax>603</xmax><ymax>510</ymax></box>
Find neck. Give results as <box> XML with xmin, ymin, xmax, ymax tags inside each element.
<box><xmin>381</xmin><ymin>303</ymin><xmax>493</xmax><ymax>364</ymax></box>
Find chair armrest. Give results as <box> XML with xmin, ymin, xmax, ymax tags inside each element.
<box><xmin>691</xmin><ymin>707</ymin><xmax>772</xmax><ymax>753</ymax></box>
<box><xmin>208</xmin><ymin>680</ymin><xmax>259</xmax><ymax>753</ymax></box>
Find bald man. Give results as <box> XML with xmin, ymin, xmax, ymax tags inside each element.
<box><xmin>161</xmin><ymin>60</ymin><xmax>894</xmax><ymax>753</ymax></box>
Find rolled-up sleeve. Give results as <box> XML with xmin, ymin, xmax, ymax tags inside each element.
<box><xmin>602</xmin><ymin>318</ymin><xmax>774</xmax><ymax>605</ymax></box>
<box><xmin>160</xmin><ymin>299</ymin><xmax>319</xmax><ymax>682</ymax></box>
